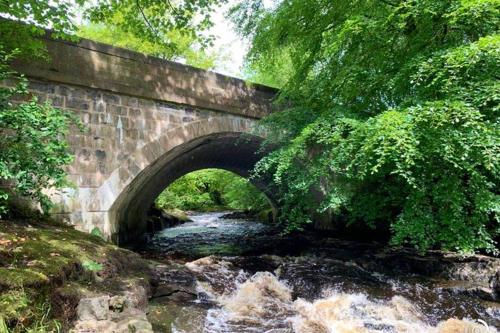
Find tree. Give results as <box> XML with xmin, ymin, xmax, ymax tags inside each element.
<box><xmin>77</xmin><ymin>1</ymin><xmax>225</xmax><ymax>70</ymax></box>
<box><xmin>78</xmin><ymin>22</ymin><xmax>218</xmax><ymax>69</ymax></box>
<box><xmin>234</xmin><ymin>0</ymin><xmax>500</xmax><ymax>253</ymax></box>
<box><xmin>83</xmin><ymin>0</ymin><xmax>225</xmax><ymax>53</ymax></box>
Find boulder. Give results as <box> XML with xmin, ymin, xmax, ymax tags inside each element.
<box><xmin>76</xmin><ymin>296</ymin><xmax>110</xmax><ymax>321</ymax></box>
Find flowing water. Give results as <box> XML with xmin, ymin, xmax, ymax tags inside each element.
<box><xmin>143</xmin><ymin>212</ymin><xmax>500</xmax><ymax>333</ymax></box>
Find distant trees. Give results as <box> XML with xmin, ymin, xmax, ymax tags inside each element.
<box><xmin>155</xmin><ymin>169</ymin><xmax>270</xmax><ymax>213</ymax></box>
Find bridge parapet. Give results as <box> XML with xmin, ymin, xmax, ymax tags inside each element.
<box><xmin>13</xmin><ymin>36</ymin><xmax>277</xmax><ymax>119</ymax></box>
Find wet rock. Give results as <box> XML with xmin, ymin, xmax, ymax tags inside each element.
<box><xmin>220</xmin><ymin>211</ymin><xmax>251</xmax><ymax>219</ymax></box>
<box><xmin>123</xmin><ymin>284</ymin><xmax>149</xmax><ymax>310</ymax></box>
<box><xmin>72</xmin><ymin>281</ymin><xmax>152</xmax><ymax>332</ymax></box>
<box><xmin>364</xmin><ymin>323</ymin><xmax>395</xmax><ymax>331</ymax></box>
<box><xmin>152</xmin><ymin>264</ymin><xmax>196</xmax><ymax>287</ymax></box>
<box><xmin>361</xmin><ymin>252</ymin><xmax>500</xmax><ymax>301</ymax></box>
<box><xmin>114</xmin><ymin>313</ymin><xmax>153</xmax><ymax>333</ymax></box>
<box><xmin>436</xmin><ymin>281</ymin><xmax>498</xmax><ymax>302</ymax></box>
<box><xmin>150</xmin><ymin>262</ymin><xmax>198</xmax><ymax>304</ymax></box>
<box><xmin>146</xmin><ymin>207</ymin><xmax>191</xmax><ymax>234</ymax></box>
<box><xmin>155</xmin><ymin>290</ymin><xmax>197</xmax><ymax>303</ymax></box>
<box><xmin>73</xmin><ymin>312</ymin><xmax>153</xmax><ymax>333</ymax></box>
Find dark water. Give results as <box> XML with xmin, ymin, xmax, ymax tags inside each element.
<box><xmin>143</xmin><ymin>212</ymin><xmax>500</xmax><ymax>333</ymax></box>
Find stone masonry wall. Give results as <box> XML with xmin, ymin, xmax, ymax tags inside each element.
<box><xmin>19</xmin><ymin>79</ymin><xmax>257</xmax><ymax>236</ymax></box>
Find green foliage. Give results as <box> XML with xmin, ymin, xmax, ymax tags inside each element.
<box><xmin>0</xmin><ymin>49</ymin><xmax>75</xmax><ymax>215</ymax></box>
<box><xmin>0</xmin><ymin>290</ymin><xmax>28</xmax><ymax>322</ymax></box>
<box><xmin>0</xmin><ymin>317</ymin><xmax>8</xmax><ymax>333</ymax></box>
<box><xmin>82</xmin><ymin>260</ymin><xmax>103</xmax><ymax>272</ymax></box>
<box><xmin>84</xmin><ymin>0</ymin><xmax>226</xmax><ymax>52</ymax></box>
<box><xmin>156</xmin><ymin>169</ymin><xmax>270</xmax><ymax>213</ymax></box>
<box><xmin>1</xmin><ymin>0</ymin><xmax>227</xmax><ymax>63</ymax></box>
<box><xmin>235</xmin><ymin>0</ymin><xmax>500</xmax><ymax>252</ymax></box>
<box><xmin>78</xmin><ymin>18</ymin><xmax>218</xmax><ymax>69</ymax></box>
<box><xmin>0</xmin><ymin>0</ymin><xmax>82</xmax><ymax>60</ymax></box>
<box><xmin>90</xmin><ymin>227</ymin><xmax>105</xmax><ymax>240</ymax></box>
<box><xmin>0</xmin><ymin>1</ymin><xmax>84</xmax><ymax>216</ymax></box>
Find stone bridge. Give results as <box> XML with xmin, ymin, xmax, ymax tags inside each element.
<box><xmin>13</xmin><ymin>37</ymin><xmax>277</xmax><ymax>244</ymax></box>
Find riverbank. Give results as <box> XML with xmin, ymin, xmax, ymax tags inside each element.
<box><xmin>0</xmin><ymin>216</ymin><xmax>154</xmax><ymax>332</ymax></box>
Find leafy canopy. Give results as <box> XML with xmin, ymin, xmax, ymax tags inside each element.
<box><xmin>78</xmin><ymin>21</ymin><xmax>218</xmax><ymax>69</ymax></box>
<box><xmin>234</xmin><ymin>0</ymin><xmax>500</xmax><ymax>252</ymax></box>
<box><xmin>83</xmin><ymin>0</ymin><xmax>226</xmax><ymax>53</ymax></box>
<box><xmin>78</xmin><ymin>2</ymin><xmax>226</xmax><ymax>70</ymax></box>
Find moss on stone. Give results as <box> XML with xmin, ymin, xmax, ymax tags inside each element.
<box><xmin>0</xmin><ymin>268</ymin><xmax>49</xmax><ymax>288</ymax></box>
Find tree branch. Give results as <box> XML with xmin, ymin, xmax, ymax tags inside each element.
<box><xmin>135</xmin><ymin>0</ymin><xmax>160</xmax><ymax>40</ymax></box>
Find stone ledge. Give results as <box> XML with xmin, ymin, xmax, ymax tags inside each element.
<box><xmin>12</xmin><ymin>35</ymin><xmax>278</xmax><ymax>119</ymax></box>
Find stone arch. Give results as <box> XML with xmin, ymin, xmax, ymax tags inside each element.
<box><xmin>80</xmin><ymin>117</ymin><xmax>272</xmax><ymax>244</ymax></box>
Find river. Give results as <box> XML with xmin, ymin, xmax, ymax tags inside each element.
<box><xmin>141</xmin><ymin>212</ymin><xmax>500</xmax><ymax>333</ymax></box>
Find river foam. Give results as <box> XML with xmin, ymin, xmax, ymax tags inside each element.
<box><xmin>187</xmin><ymin>257</ymin><xmax>498</xmax><ymax>333</ymax></box>
<box><xmin>146</xmin><ymin>212</ymin><xmax>499</xmax><ymax>333</ymax></box>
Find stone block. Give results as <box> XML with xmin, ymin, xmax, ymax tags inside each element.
<box><xmin>93</xmin><ymin>125</ymin><xmax>115</xmax><ymax>138</ymax></box>
<box><xmin>77</xmin><ymin>112</ymin><xmax>91</xmax><ymax>124</ymax></box>
<box><xmin>78</xmin><ymin>174</ymin><xmax>100</xmax><ymax>187</ymax></box>
<box><xmin>169</xmin><ymin>114</ymin><xmax>183</xmax><ymax>124</ymax></box>
<box><xmin>129</xmin><ymin>117</ymin><xmax>146</xmax><ymax>130</ymax></box>
<box><xmin>119</xmin><ymin>167</ymin><xmax>131</xmax><ymax>183</ymax></box>
<box><xmin>66</xmin><ymin>97</ymin><xmax>90</xmax><ymax>110</ymax></box>
<box><xmin>59</xmin><ymin>85</ymin><xmax>87</xmax><ymax>99</ymax></box>
<box><xmin>128</xmin><ymin>107</ymin><xmax>142</xmax><ymax>117</ymax></box>
<box><xmin>125</xmin><ymin>140</ymin><xmax>138</xmax><ymax>152</ymax></box>
<box><xmin>125</xmin><ymin>129</ymin><xmax>140</xmax><ymax>140</ymax></box>
<box><xmin>121</xmin><ymin>96</ymin><xmax>139</xmax><ymax>107</ymax></box>
<box><xmin>156</xmin><ymin>112</ymin><xmax>170</xmax><ymax>121</ymax></box>
<box><xmin>108</xmin><ymin>104</ymin><xmax>127</xmax><ymax>115</ymax></box>
<box><xmin>93</xmin><ymin>100</ymin><xmax>105</xmax><ymax>112</ymax></box>
<box><xmin>87</xmin><ymin>89</ymin><xmax>102</xmax><ymax>101</ymax></box>
<box><xmin>28</xmin><ymin>81</ymin><xmax>55</xmax><ymax>93</ymax></box>
<box><xmin>77</xmin><ymin>148</ymin><xmax>92</xmax><ymax>162</ymax></box>
<box><xmin>113</xmin><ymin>116</ymin><xmax>130</xmax><ymax>128</ymax></box>
<box><xmin>89</xmin><ymin>113</ymin><xmax>100</xmax><ymax>124</ymax></box>
<box><xmin>75</xmin><ymin>161</ymin><xmax>97</xmax><ymax>174</ymax></box>
<box><xmin>138</xmin><ymin>99</ymin><xmax>155</xmax><ymax>108</ymax></box>
<box><xmin>47</xmin><ymin>94</ymin><xmax>64</xmax><ymax>107</ymax></box>
<box><xmin>103</xmin><ymin>93</ymin><xmax>120</xmax><ymax>104</ymax></box>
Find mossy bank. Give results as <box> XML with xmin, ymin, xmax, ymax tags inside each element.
<box><xmin>0</xmin><ymin>215</ymin><xmax>153</xmax><ymax>332</ymax></box>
